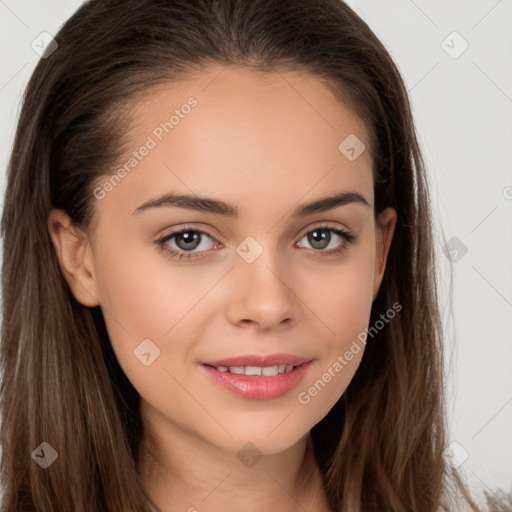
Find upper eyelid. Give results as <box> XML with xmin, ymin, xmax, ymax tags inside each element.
<box><xmin>158</xmin><ymin>224</ymin><xmax>216</xmax><ymax>242</ymax></box>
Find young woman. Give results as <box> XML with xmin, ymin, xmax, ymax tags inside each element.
<box><xmin>0</xmin><ymin>0</ymin><xmax>490</xmax><ymax>510</ymax></box>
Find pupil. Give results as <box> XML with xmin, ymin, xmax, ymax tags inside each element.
<box><xmin>176</xmin><ymin>231</ymin><xmax>200</xmax><ymax>250</ymax></box>
<box><xmin>308</xmin><ymin>229</ymin><xmax>330</xmax><ymax>250</ymax></box>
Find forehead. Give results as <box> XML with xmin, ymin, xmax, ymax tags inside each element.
<box><xmin>133</xmin><ymin>65</ymin><xmax>370</xmax><ymax>144</ymax></box>
<box><xmin>94</xmin><ymin>65</ymin><xmax>374</xmax><ymax>222</ymax></box>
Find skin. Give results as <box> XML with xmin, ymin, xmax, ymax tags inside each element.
<box><xmin>48</xmin><ymin>65</ymin><xmax>396</xmax><ymax>512</ymax></box>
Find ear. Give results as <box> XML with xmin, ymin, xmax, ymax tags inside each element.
<box><xmin>47</xmin><ymin>208</ymin><xmax>100</xmax><ymax>307</ymax></box>
<box><xmin>372</xmin><ymin>207</ymin><xmax>397</xmax><ymax>301</ymax></box>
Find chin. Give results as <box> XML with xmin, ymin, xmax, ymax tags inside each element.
<box><xmin>209</xmin><ymin>426</ymin><xmax>311</xmax><ymax>457</ymax></box>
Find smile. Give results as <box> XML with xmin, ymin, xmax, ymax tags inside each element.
<box><xmin>200</xmin><ymin>361</ymin><xmax>312</xmax><ymax>400</ymax></box>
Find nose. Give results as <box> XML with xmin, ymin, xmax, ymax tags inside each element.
<box><xmin>225</xmin><ymin>246</ymin><xmax>301</xmax><ymax>331</ymax></box>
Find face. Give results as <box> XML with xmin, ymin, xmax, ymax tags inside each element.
<box><xmin>49</xmin><ymin>65</ymin><xmax>396</xmax><ymax>456</ymax></box>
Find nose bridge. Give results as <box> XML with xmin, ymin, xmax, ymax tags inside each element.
<box><xmin>227</xmin><ymin>234</ymin><xmax>298</xmax><ymax>328</ymax></box>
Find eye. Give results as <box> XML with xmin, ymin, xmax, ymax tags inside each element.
<box><xmin>156</xmin><ymin>227</ymin><xmax>220</xmax><ymax>262</ymax></box>
<box><xmin>295</xmin><ymin>223</ymin><xmax>356</xmax><ymax>256</ymax></box>
<box><xmin>155</xmin><ymin>223</ymin><xmax>357</xmax><ymax>262</ymax></box>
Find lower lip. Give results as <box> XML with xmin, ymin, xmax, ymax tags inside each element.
<box><xmin>200</xmin><ymin>362</ymin><xmax>312</xmax><ymax>400</ymax></box>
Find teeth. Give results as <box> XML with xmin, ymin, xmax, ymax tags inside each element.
<box><xmin>261</xmin><ymin>366</ymin><xmax>278</xmax><ymax>376</ymax></box>
<box><xmin>245</xmin><ymin>366</ymin><xmax>262</xmax><ymax>375</ymax></box>
<box><xmin>214</xmin><ymin>365</ymin><xmax>296</xmax><ymax>376</ymax></box>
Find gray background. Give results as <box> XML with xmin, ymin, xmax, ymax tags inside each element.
<box><xmin>0</xmin><ymin>0</ymin><xmax>511</xmax><ymax>506</ymax></box>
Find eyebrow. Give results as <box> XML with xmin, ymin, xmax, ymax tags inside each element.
<box><xmin>133</xmin><ymin>190</ymin><xmax>370</xmax><ymax>217</ymax></box>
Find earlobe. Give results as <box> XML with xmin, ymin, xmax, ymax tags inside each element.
<box><xmin>372</xmin><ymin>207</ymin><xmax>397</xmax><ymax>300</ymax></box>
<box><xmin>47</xmin><ymin>208</ymin><xmax>100</xmax><ymax>307</ymax></box>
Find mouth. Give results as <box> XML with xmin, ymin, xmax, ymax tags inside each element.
<box><xmin>200</xmin><ymin>358</ymin><xmax>313</xmax><ymax>400</ymax></box>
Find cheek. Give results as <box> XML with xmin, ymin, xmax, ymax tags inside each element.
<box><xmin>91</xmin><ymin>236</ymin><xmax>178</xmax><ymax>368</ymax></box>
<box><xmin>94</xmin><ymin>235</ymin><xmax>211</xmax><ymax>337</ymax></box>
<box><xmin>92</xmin><ymin>235</ymin><xmax>226</xmax><ymax>393</ymax></box>
<box><xmin>302</xmin><ymin>250</ymin><xmax>374</xmax><ymax>383</ymax></box>
<box><xmin>310</xmin><ymin>250</ymin><xmax>375</xmax><ymax>344</ymax></box>
<box><xmin>293</xmin><ymin>259</ymin><xmax>374</xmax><ymax>422</ymax></box>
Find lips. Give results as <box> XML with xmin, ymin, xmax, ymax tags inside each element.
<box><xmin>202</xmin><ymin>353</ymin><xmax>312</xmax><ymax>368</ymax></box>
<box><xmin>200</xmin><ymin>353</ymin><xmax>314</xmax><ymax>399</ymax></box>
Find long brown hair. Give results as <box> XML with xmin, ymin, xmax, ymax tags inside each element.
<box><xmin>0</xmin><ymin>0</ymin><xmax>483</xmax><ymax>510</ymax></box>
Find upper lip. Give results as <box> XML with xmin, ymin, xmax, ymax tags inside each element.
<box><xmin>202</xmin><ymin>353</ymin><xmax>312</xmax><ymax>368</ymax></box>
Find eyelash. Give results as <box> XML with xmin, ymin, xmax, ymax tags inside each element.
<box><xmin>155</xmin><ymin>223</ymin><xmax>357</xmax><ymax>262</ymax></box>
